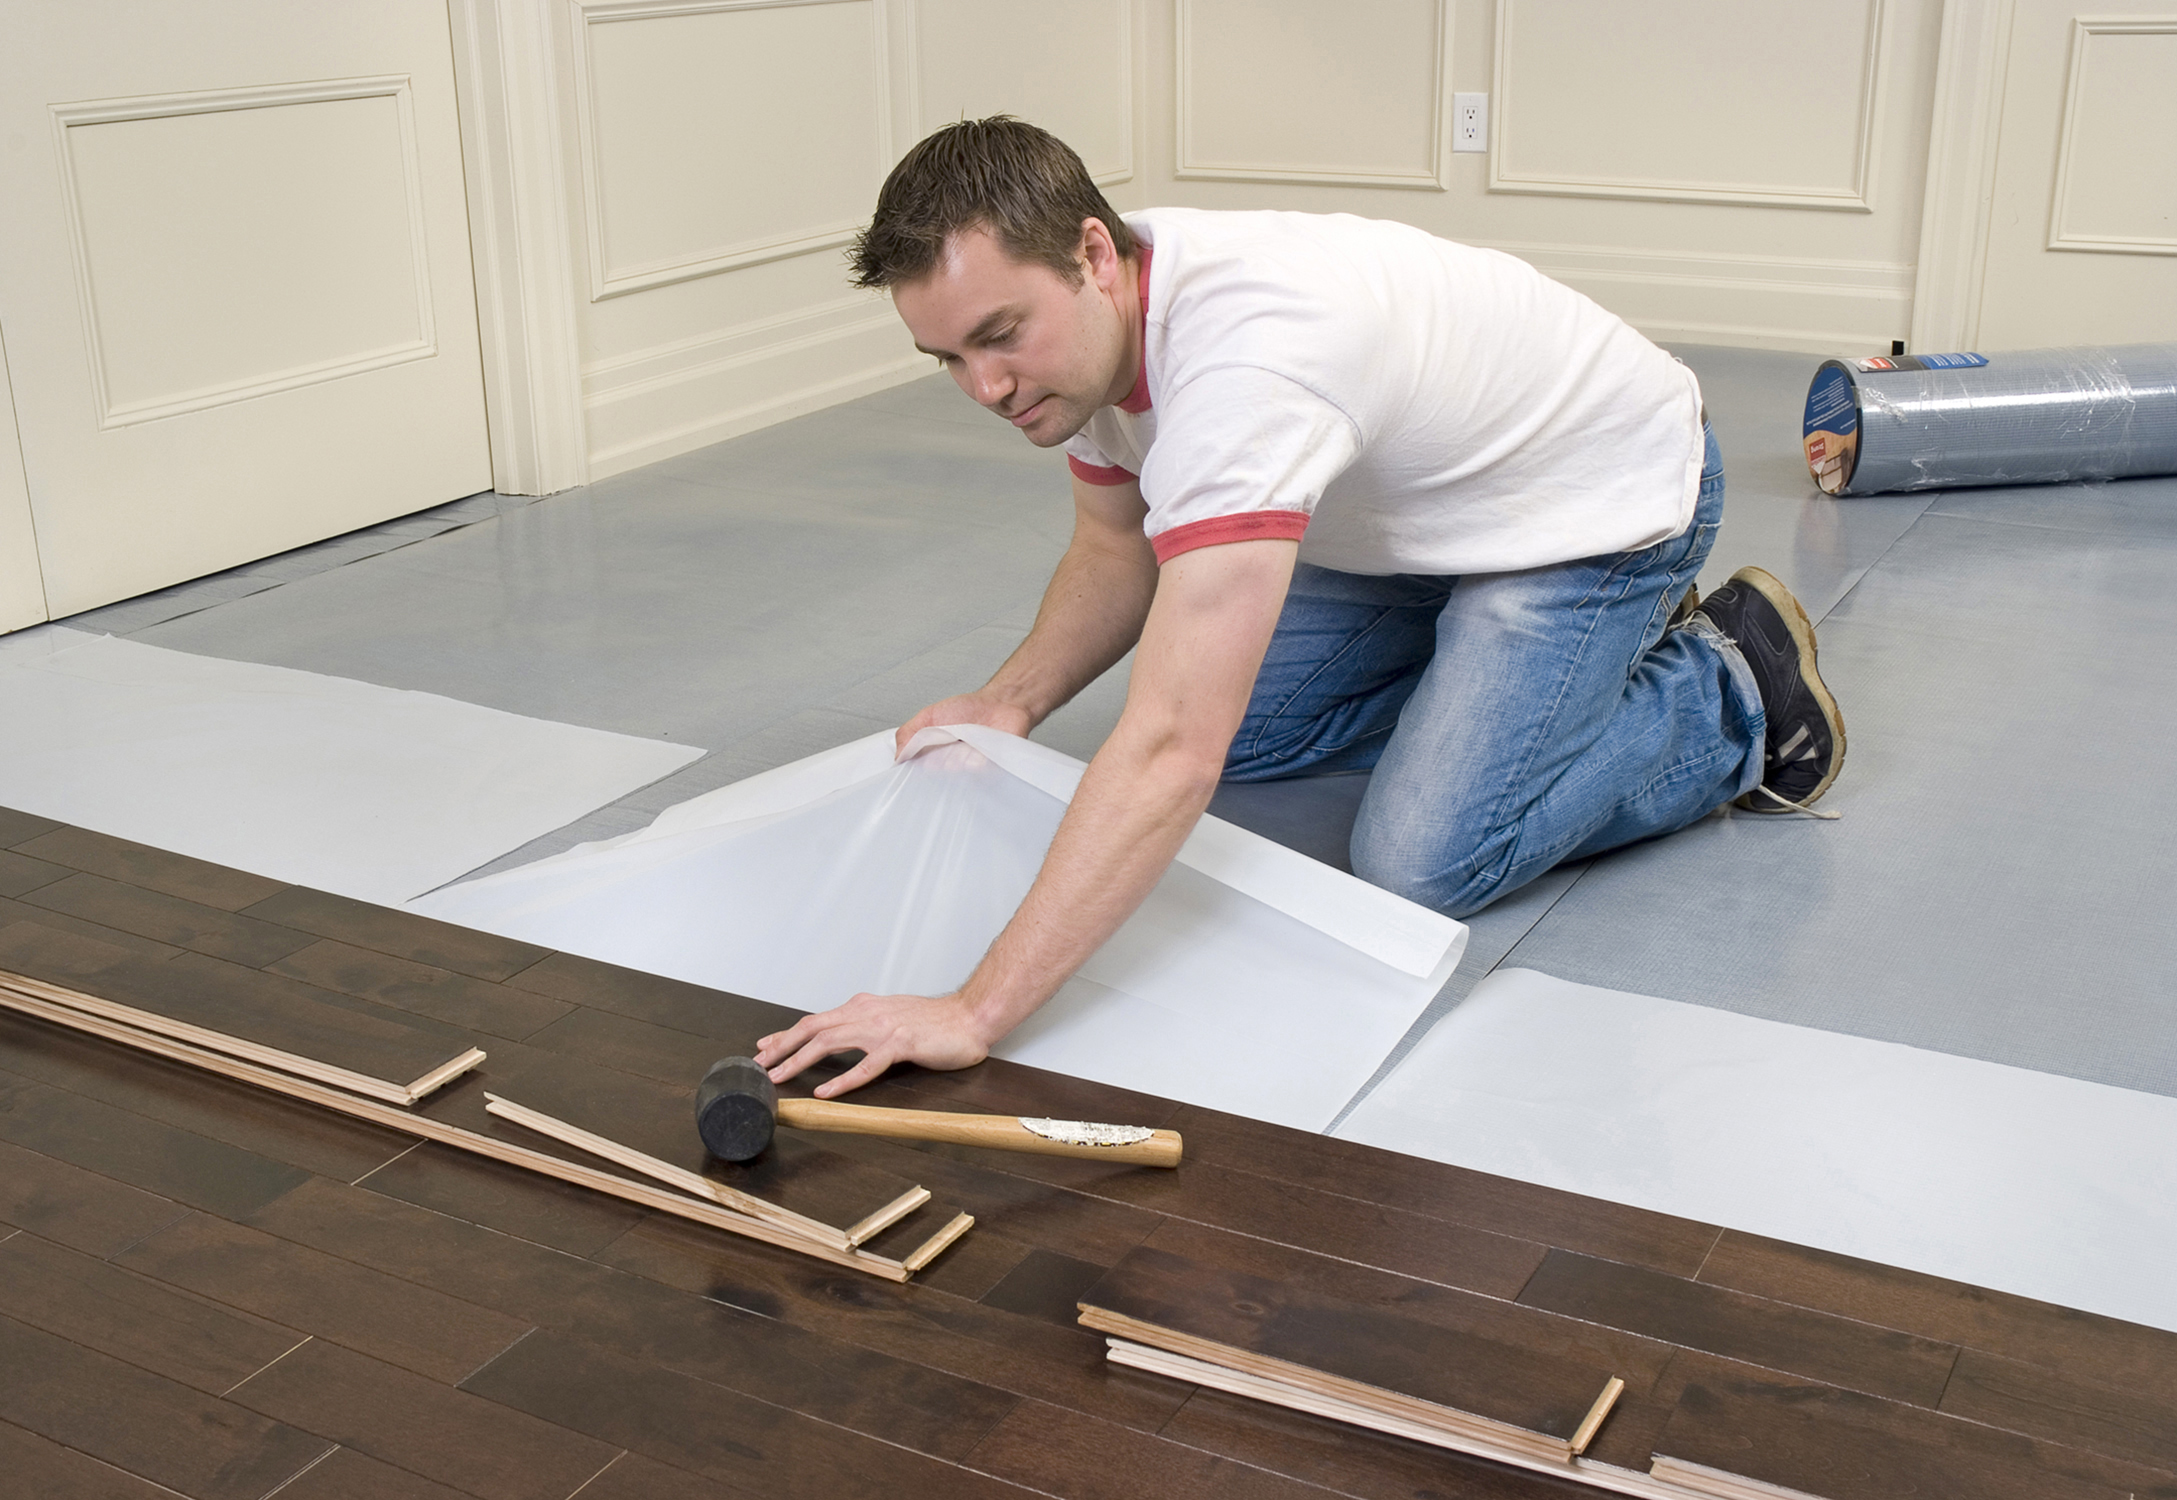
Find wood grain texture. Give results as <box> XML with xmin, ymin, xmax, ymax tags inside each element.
<box><xmin>565</xmin><ymin>1451</ymin><xmax>754</xmax><ymax>1500</ymax></box>
<box><xmin>1516</xmin><ymin>1248</ymin><xmax>1962</xmax><ymax>1406</ymax></box>
<box><xmin>0</xmin><ymin>1311</ymin><xmax>332</xmax><ymax>1500</ymax></box>
<box><xmin>0</xmin><ymin>805</ymin><xmax>64</xmax><ymax>846</ymax></box>
<box><xmin>21</xmin><ymin>870</ymin><xmax>317</xmax><ymax>964</ymax></box>
<box><xmin>260</xmin><ymin>1445</ymin><xmax>482</xmax><ymax>1500</ymax></box>
<box><xmin>0</xmin><ymin>1415</ymin><xmax>214</xmax><ymax>1500</ymax></box>
<box><xmin>357</xmin><ymin>1138</ymin><xmax>649</xmax><ymax>1257</ymax></box>
<box><xmin>1940</xmin><ymin>1346</ymin><xmax>2177</xmax><ymax>1474</ymax></box>
<box><xmin>226</xmin><ymin>1335</ymin><xmax>622</xmax><ymax>1500</ymax></box>
<box><xmin>241</xmin><ymin>885</ymin><xmax>552</xmax><ymax>982</ymax></box>
<box><xmin>1081</xmin><ymin>1245</ymin><xmax>1620</xmax><ymax>1447</ymax></box>
<box><xmin>965</xmin><ymin>1399</ymin><xmax>1341</xmax><ymax>1500</ymax></box>
<box><xmin>0</xmin><ymin>1135</ymin><xmax>185</xmax><ymax>1255</ymax></box>
<box><xmin>269</xmin><ymin>936</ymin><xmax>574</xmax><ymax>1041</ymax></box>
<box><xmin>0</xmin><ymin>849</ymin><xmax>69</xmax><ymax>899</ymax></box>
<box><xmin>12</xmin><ymin>825</ymin><xmax>287</xmax><ymax>910</ymax></box>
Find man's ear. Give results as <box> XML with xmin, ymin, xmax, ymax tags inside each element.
<box><xmin>1080</xmin><ymin>217</ymin><xmax>1124</xmax><ymax>293</ymax></box>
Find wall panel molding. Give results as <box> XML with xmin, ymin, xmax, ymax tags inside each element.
<box><xmin>1490</xmin><ymin>0</ymin><xmax>1886</xmax><ymax>211</ymax></box>
<box><xmin>1174</xmin><ymin>0</ymin><xmax>1453</xmax><ymax>189</ymax></box>
<box><xmin>2047</xmin><ymin>18</ymin><xmax>2177</xmax><ymax>256</ymax></box>
<box><xmin>50</xmin><ymin>78</ymin><xmax>437</xmax><ymax>428</ymax></box>
<box><xmin>1487</xmin><ymin>240</ymin><xmax>1914</xmax><ymax>354</ymax></box>
<box><xmin>448</xmin><ymin>0</ymin><xmax>591</xmax><ymax>494</ymax></box>
<box><xmin>582</xmin><ymin>294</ymin><xmax>923</xmax><ymax>474</ymax></box>
<box><xmin>569</xmin><ymin>0</ymin><xmax>893</xmax><ymax>300</ymax></box>
<box><xmin>1908</xmin><ymin>0</ymin><xmax>2013</xmax><ymax>354</ymax></box>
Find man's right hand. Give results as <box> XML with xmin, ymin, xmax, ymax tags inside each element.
<box><xmin>894</xmin><ymin>693</ymin><xmax>1033</xmax><ymax>757</ymax></box>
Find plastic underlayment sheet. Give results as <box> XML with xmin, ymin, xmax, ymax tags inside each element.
<box><xmin>413</xmin><ymin>725</ymin><xmax>1469</xmax><ymax>1131</ymax></box>
<box><xmin>0</xmin><ymin>628</ymin><xmax>703</xmax><ymax>905</ymax></box>
<box><xmin>1335</xmin><ymin>968</ymin><xmax>2177</xmax><ymax>1334</ymax></box>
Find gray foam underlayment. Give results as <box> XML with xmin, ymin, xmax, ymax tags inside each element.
<box><xmin>86</xmin><ymin>344</ymin><xmax>2177</xmax><ymax>1125</ymax></box>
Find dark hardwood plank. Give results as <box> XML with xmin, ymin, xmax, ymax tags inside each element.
<box><xmin>115</xmin><ymin>1208</ymin><xmax>533</xmax><ymax>1384</ymax></box>
<box><xmin>1653</xmin><ymin>1373</ymin><xmax>2136</xmax><ymax>1500</ymax></box>
<box><xmin>360</xmin><ymin>1140</ymin><xmax>649</xmax><ymax>1257</ymax></box>
<box><xmin>1154</xmin><ymin>1389</ymin><xmax>1597</xmax><ymax>1500</ymax></box>
<box><xmin>0</xmin><ymin>1004</ymin><xmax>419</xmax><ymax>1182</ymax></box>
<box><xmin>1167</xmin><ymin>1105</ymin><xmax>1721</xmax><ymax>1278</ymax></box>
<box><xmin>270</xmin><ymin>937</ymin><xmax>574</xmax><ymax>1042</ymax></box>
<box><xmin>0</xmin><ymin>1231</ymin><xmax>303</xmax><ymax>1393</ymax></box>
<box><xmin>595</xmin><ymin>1210</ymin><xmax>1194</xmax><ymax>1433</ymax></box>
<box><xmin>21</xmin><ymin>870</ymin><xmax>318</xmax><ymax>964</ymax></box>
<box><xmin>1516</xmin><ymin>1248</ymin><xmax>1961</xmax><ymax>1406</ymax></box>
<box><xmin>520</xmin><ymin>1001</ymin><xmax>755</xmax><ymax>1086</ymax></box>
<box><xmin>1082</xmin><ymin>1246</ymin><xmax>1620</xmax><ymax>1445</ymax></box>
<box><xmin>0</xmin><ymin>1417</ymin><xmax>197</xmax><ymax>1500</ymax></box>
<box><xmin>0</xmin><ymin>1135</ymin><xmax>185</xmax><ymax>1254</ymax></box>
<box><xmin>573</xmin><ymin>1451</ymin><xmax>757</xmax><ymax>1500</ymax></box>
<box><xmin>1942</xmin><ymin>1346</ymin><xmax>2177</xmax><ymax>1474</ymax></box>
<box><xmin>228</xmin><ymin>1335</ymin><xmax>622</xmax><ymax>1500</ymax></box>
<box><xmin>1699</xmin><ymin>1229</ymin><xmax>2177</xmax><ymax>1394</ymax></box>
<box><xmin>241</xmin><ymin>884</ymin><xmax>552</xmax><ymax>981</ymax></box>
<box><xmin>964</xmin><ymin>1400</ymin><xmax>1338</xmax><ymax>1500</ymax></box>
<box><xmin>461</xmin><ymin>1327</ymin><xmax>1038</xmax><ymax>1499</ymax></box>
<box><xmin>0</xmin><ymin>922</ymin><xmax>487</xmax><ymax>1092</ymax></box>
<box><xmin>244</xmin><ymin>1174</ymin><xmax>1022</xmax><ymax>1457</ymax></box>
<box><xmin>12</xmin><ymin>824</ymin><xmax>287</xmax><ymax>910</ymax></box>
<box><xmin>980</xmin><ymin>1247</ymin><xmax>1114</xmax><ymax>1328</ymax></box>
<box><xmin>0</xmin><ymin>849</ymin><xmax>69</xmax><ymax>899</ymax></box>
<box><xmin>501</xmin><ymin>950</ymin><xmax>799</xmax><ymax>1037</ymax></box>
<box><xmin>0</xmin><ymin>805</ymin><xmax>63</xmax><ymax>846</ymax></box>
<box><xmin>265</xmin><ymin>1445</ymin><xmax>480</xmax><ymax>1500</ymax></box>
<box><xmin>0</xmin><ymin>1311</ymin><xmax>331</xmax><ymax>1500</ymax></box>
<box><xmin>0</xmin><ymin>1069</ymin><xmax>311</xmax><ymax>1219</ymax></box>
<box><xmin>0</xmin><ymin>893</ymin><xmax>186</xmax><ymax>956</ymax></box>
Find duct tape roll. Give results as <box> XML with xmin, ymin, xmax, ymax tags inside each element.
<box><xmin>1802</xmin><ymin>343</ymin><xmax>2177</xmax><ymax>496</ymax></box>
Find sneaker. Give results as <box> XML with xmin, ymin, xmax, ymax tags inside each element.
<box><xmin>1692</xmin><ymin>567</ymin><xmax>1846</xmax><ymax>815</ymax></box>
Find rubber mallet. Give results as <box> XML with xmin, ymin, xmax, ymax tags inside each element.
<box><xmin>695</xmin><ymin>1056</ymin><xmax>1182</xmax><ymax>1168</ymax></box>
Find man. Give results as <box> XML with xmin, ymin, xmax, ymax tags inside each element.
<box><xmin>756</xmin><ymin>118</ymin><xmax>1843</xmax><ymax>1097</ymax></box>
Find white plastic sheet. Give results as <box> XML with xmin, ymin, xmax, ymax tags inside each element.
<box><xmin>0</xmin><ymin>629</ymin><xmax>703</xmax><ymax>905</ymax></box>
<box><xmin>1336</xmin><ymin>968</ymin><xmax>2177</xmax><ymax>1333</ymax></box>
<box><xmin>413</xmin><ymin>725</ymin><xmax>1468</xmax><ymax>1130</ymax></box>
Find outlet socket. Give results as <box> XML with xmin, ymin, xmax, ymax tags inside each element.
<box><xmin>1452</xmin><ymin>92</ymin><xmax>1488</xmax><ymax>153</ymax></box>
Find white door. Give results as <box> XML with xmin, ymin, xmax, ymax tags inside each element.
<box><xmin>1974</xmin><ymin>4</ymin><xmax>2177</xmax><ymax>348</ymax></box>
<box><xmin>0</xmin><ymin>0</ymin><xmax>493</xmax><ymax>618</ymax></box>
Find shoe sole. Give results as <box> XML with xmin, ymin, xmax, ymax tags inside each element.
<box><xmin>1728</xmin><ymin>565</ymin><xmax>1848</xmax><ymax>812</ymax></box>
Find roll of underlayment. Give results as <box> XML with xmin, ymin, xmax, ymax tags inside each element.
<box><xmin>1801</xmin><ymin>342</ymin><xmax>2177</xmax><ymax>496</ymax></box>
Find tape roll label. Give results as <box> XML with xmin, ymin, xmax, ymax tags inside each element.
<box><xmin>1852</xmin><ymin>352</ymin><xmax>1989</xmax><ymax>373</ymax></box>
<box><xmin>1803</xmin><ymin>362</ymin><xmax>1859</xmax><ymax>494</ymax></box>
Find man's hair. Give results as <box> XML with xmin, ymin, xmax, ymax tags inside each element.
<box><xmin>849</xmin><ymin>117</ymin><xmax>1138</xmax><ymax>290</ymax></box>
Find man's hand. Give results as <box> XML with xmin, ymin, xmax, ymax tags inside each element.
<box><xmin>754</xmin><ymin>991</ymin><xmax>994</xmax><ymax>1096</ymax></box>
<box><xmin>894</xmin><ymin>694</ymin><xmax>1031</xmax><ymax>757</ymax></box>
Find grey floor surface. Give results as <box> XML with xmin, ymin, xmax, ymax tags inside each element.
<box><xmin>53</xmin><ymin>345</ymin><xmax>2177</xmax><ymax>1118</ymax></box>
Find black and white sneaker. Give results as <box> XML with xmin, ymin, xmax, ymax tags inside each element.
<box><xmin>1692</xmin><ymin>567</ymin><xmax>1846</xmax><ymax>816</ymax></box>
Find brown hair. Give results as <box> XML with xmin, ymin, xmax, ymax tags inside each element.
<box><xmin>849</xmin><ymin>116</ymin><xmax>1137</xmax><ymax>290</ymax></box>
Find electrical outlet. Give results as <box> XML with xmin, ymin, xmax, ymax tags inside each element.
<box><xmin>1453</xmin><ymin>92</ymin><xmax>1488</xmax><ymax>153</ymax></box>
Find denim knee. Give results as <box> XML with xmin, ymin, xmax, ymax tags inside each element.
<box><xmin>1349</xmin><ymin>817</ymin><xmax>1507</xmax><ymax>919</ymax></box>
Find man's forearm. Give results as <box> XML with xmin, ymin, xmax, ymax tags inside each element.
<box><xmin>982</xmin><ymin>530</ymin><xmax>1157</xmax><ymax>726</ymax></box>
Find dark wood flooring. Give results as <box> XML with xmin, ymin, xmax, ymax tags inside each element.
<box><xmin>2</xmin><ymin>805</ymin><xmax>2173</xmax><ymax>1499</ymax></box>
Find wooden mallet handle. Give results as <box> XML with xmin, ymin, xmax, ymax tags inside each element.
<box><xmin>779</xmin><ymin>1098</ymin><xmax>1182</xmax><ymax>1168</ymax></box>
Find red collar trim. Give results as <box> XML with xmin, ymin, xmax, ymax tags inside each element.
<box><xmin>1117</xmin><ymin>245</ymin><xmax>1152</xmax><ymax>415</ymax></box>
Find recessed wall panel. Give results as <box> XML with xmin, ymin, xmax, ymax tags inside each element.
<box><xmin>59</xmin><ymin>87</ymin><xmax>430</xmax><ymax>424</ymax></box>
<box><xmin>914</xmin><ymin>0</ymin><xmax>1131</xmax><ymax>182</ymax></box>
<box><xmin>1493</xmin><ymin>0</ymin><xmax>1882</xmax><ymax>208</ymax></box>
<box><xmin>577</xmin><ymin>0</ymin><xmax>886</xmax><ymax>296</ymax></box>
<box><xmin>2049</xmin><ymin>23</ymin><xmax>2177</xmax><ymax>253</ymax></box>
<box><xmin>1177</xmin><ymin>0</ymin><xmax>1448</xmax><ymax>187</ymax></box>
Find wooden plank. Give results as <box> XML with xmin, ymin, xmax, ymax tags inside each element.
<box><xmin>356</xmin><ymin>1140</ymin><xmax>648</xmax><ymax>1257</ymax></box>
<box><xmin>21</xmin><ymin>871</ymin><xmax>317</xmax><ymax>964</ymax></box>
<box><xmin>270</xmin><ymin>937</ymin><xmax>574</xmax><ymax>1043</ymax></box>
<box><xmin>0</xmin><ymin>1418</ymin><xmax>190</xmax><ymax>1500</ymax></box>
<box><xmin>12</xmin><ymin>824</ymin><xmax>287</xmax><ymax>910</ymax></box>
<box><xmin>0</xmin><ymin>1311</ymin><xmax>332</xmax><ymax>1500</ymax></box>
<box><xmin>1079</xmin><ymin>1245</ymin><xmax>1623</xmax><ymax>1463</ymax></box>
<box><xmin>0</xmin><ymin>849</ymin><xmax>69</xmax><ymax>899</ymax></box>
<box><xmin>240</xmin><ymin>884</ymin><xmax>552</xmax><ymax>982</ymax></box>
<box><xmin>0</xmin><ymin>805</ymin><xmax>64</xmax><ymax>846</ymax></box>
<box><xmin>1650</xmin><ymin>1375</ymin><xmax>2135</xmax><ymax>1500</ymax></box>
<box><xmin>0</xmin><ymin>1135</ymin><xmax>185</xmax><ymax>1256</ymax></box>
<box><xmin>1940</xmin><ymin>1346</ymin><xmax>2177</xmax><ymax>1474</ymax></box>
<box><xmin>459</xmin><ymin>1326</ymin><xmax>1038</xmax><ymax>1499</ymax></box>
<box><xmin>225</xmin><ymin>1336</ymin><xmax>624</xmax><ymax>1500</ymax></box>
<box><xmin>965</xmin><ymin>1396</ymin><xmax>1345</xmax><ymax>1500</ymax></box>
<box><xmin>0</xmin><ymin>981</ymin><xmax>915</xmax><ymax>1279</ymax></box>
<box><xmin>1516</xmin><ymin>1249</ymin><xmax>1961</xmax><ymax>1407</ymax></box>
<box><xmin>260</xmin><ymin>1445</ymin><xmax>478</xmax><ymax>1500</ymax></box>
<box><xmin>0</xmin><ymin>1230</ymin><xmax>304</xmax><ymax>1395</ymax></box>
<box><xmin>0</xmin><ymin>925</ymin><xmax>487</xmax><ymax>1102</ymax></box>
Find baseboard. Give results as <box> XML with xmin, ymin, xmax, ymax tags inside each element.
<box><xmin>1481</xmin><ymin>241</ymin><xmax>1916</xmax><ymax>356</ymax></box>
<box><xmin>582</xmin><ymin>297</ymin><xmax>930</xmax><ymax>479</ymax></box>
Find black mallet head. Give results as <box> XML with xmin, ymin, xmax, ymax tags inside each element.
<box><xmin>695</xmin><ymin>1056</ymin><xmax>778</xmax><ymax>1162</ymax></box>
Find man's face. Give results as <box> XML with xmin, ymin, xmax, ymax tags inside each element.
<box><xmin>892</xmin><ymin>224</ymin><xmax>1135</xmax><ymax>448</ymax></box>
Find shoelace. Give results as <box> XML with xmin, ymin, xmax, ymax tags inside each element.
<box><xmin>1749</xmin><ymin>783</ymin><xmax>1842</xmax><ymax>820</ymax></box>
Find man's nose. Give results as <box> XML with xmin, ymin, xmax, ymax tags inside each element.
<box><xmin>966</xmin><ymin>356</ymin><xmax>1013</xmax><ymax>409</ymax></box>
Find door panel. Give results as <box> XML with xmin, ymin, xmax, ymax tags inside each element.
<box><xmin>0</xmin><ymin>322</ymin><xmax>48</xmax><ymax>632</ymax></box>
<box><xmin>0</xmin><ymin>1</ymin><xmax>492</xmax><ymax>616</ymax></box>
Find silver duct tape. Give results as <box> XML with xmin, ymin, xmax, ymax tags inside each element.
<box><xmin>1802</xmin><ymin>343</ymin><xmax>2177</xmax><ymax>496</ymax></box>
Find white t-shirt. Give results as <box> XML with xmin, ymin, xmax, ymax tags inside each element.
<box><xmin>1064</xmin><ymin>208</ymin><xmax>1705</xmax><ymax>576</ymax></box>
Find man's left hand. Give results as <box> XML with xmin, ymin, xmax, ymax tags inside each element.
<box><xmin>755</xmin><ymin>991</ymin><xmax>994</xmax><ymax>1097</ymax></box>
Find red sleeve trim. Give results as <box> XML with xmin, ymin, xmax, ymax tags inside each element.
<box><xmin>1150</xmin><ymin>510</ymin><xmax>1310</xmax><ymax>564</ymax></box>
<box><xmin>1068</xmin><ymin>455</ymin><xmax>1138</xmax><ymax>487</ymax></box>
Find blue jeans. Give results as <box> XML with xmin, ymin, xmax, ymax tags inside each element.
<box><xmin>1224</xmin><ymin>426</ymin><xmax>1762</xmax><ymax>918</ymax></box>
